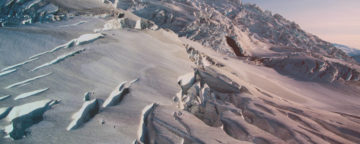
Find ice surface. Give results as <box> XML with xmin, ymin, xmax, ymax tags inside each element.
<box><xmin>5</xmin><ymin>72</ymin><xmax>52</xmax><ymax>89</ymax></box>
<box><xmin>14</xmin><ymin>88</ymin><xmax>49</xmax><ymax>100</ymax></box>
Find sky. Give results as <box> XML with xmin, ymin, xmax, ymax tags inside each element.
<box><xmin>241</xmin><ymin>0</ymin><xmax>360</xmax><ymax>49</ymax></box>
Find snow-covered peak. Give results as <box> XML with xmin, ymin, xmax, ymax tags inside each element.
<box><xmin>333</xmin><ymin>43</ymin><xmax>360</xmax><ymax>56</ymax></box>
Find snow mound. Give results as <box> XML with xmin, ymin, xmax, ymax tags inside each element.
<box><xmin>0</xmin><ymin>69</ymin><xmax>17</xmax><ymax>77</ymax></box>
<box><xmin>75</xmin><ymin>33</ymin><xmax>104</xmax><ymax>45</ymax></box>
<box><xmin>14</xmin><ymin>88</ymin><xmax>49</xmax><ymax>100</ymax></box>
<box><xmin>4</xmin><ymin>99</ymin><xmax>59</xmax><ymax>140</ymax></box>
<box><xmin>32</xmin><ymin>49</ymin><xmax>85</xmax><ymax>71</ymax></box>
<box><xmin>5</xmin><ymin>72</ymin><xmax>52</xmax><ymax>89</ymax></box>
<box><xmin>102</xmin><ymin>81</ymin><xmax>129</xmax><ymax>108</ymax></box>
<box><xmin>83</xmin><ymin>92</ymin><xmax>93</xmax><ymax>101</ymax></box>
<box><xmin>67</xmin><ymin>99</ymin><xmax>99</xmax><ymax>131</ymax></box>
<box><xmin>102</xmin><ymin>79</ymin><xmax>138</xmax><ymax>108</ymax></box>
<box><xmin>1</xmin><ymin>58</ymin><xmax>38</xmax><ymax>72</ymax></box>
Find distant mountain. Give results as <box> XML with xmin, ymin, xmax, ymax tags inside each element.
<box><xmin>333</xmin><ymin>43</ymin><xmax>360</xmax><ymax>56</ymax></box>
<box><xmin>333</xmin><ymin>43</ymin><xmax>360</xmax><ymax>63</ymax></box>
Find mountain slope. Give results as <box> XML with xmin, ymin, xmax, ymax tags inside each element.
<box><xmin>109</xmin><ymin>0</ymin><xmax>360</xmax><ymax>83</ymax></box>
<box><xmin>0</xmin><ymin>0</ymin><xmax>360</xmax><ymax>144</ymax></box>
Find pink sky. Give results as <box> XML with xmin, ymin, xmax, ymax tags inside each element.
<box><xmin>242</xmin><ymin>0</ymin><xmax>360</xmax><ymax>49</ymax></box>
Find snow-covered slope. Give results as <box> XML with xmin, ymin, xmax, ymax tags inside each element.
<box><xmin>108</xmin><ymin>0</ymin><xmax>360</xmax><ymax>83</ymax></box>
<box><xmin>334</xmin><ymin>43</ymin><xmax>360</xmax><ymax>63</ymax></box>
<box><xmin>333</xmin><ymin>43</ymin><xmax>360</xmax><ymax>56</ymax></box>
<box><xmin>0</xmin><ymin>0</ymin><xmax>360</xmax><ymax>144</ymax></box>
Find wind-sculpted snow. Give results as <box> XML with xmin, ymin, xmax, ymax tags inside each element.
<box><xmin>59</xmin><ymin>21</ymin><xmax>87</xmax><ymax>27</ymax></box>
<box><xmin>0</xmin><ymin>95</ymin><xmax>11</xmax><ymax>101</ymax></box>
<box><xmin>136</xmin><ymin>103</ymin><xmax>157</xmax><ymax>144</ymax></box>
<box><xmin>32</xmin><ymin>49</ymin><xmax>85</xmax><ymax>71</ymax></box>
<box><xmin>102</xmin><ymin>79</ymin><xmax>137</xmax><ymax>108</ymax></box>
<box><xmin>5</xmin><ymin>72</ymin><xmax>52</xmax><ymax>89</ymax></box>
<box><xmin>0</xmin><ymin>69</ymin><xmax>17</xmax><ymax>77</ymax></box>
<box><xmin>75</xmin><ymin>33</ymin><xmax>104</xmax><ymax>45</ymax></box>
<box><xmin>4</xmin><ymin>99</ymin><xmax>59</xmax><ymax>140</ymax></box>
<box><xmin>67</xmin><ymin>99</ymin><xmax>99</xmax><ymax>131</ymax></box>
<box><xmin>115</xmin><ymin>0</ymin><xmax>353</xmax><ymax>61</ymax></box>
<box><xmin>29</xmin><ymin>33</ymin><xmax>103</xmax><ymax>59</ymax></box>
<box><xmin>1</xmin><ymin>58</ymin><xmax>38</xmax><ymax>72</ymax></box>
<box><xmin>14</xmin><ymin>88</ymin><xmax>49</xmax><ymax>100</ymax></box>
<box><xmin>110</xmin><ymin>0</ymin><xmax>359</xmax><ymax>84</ymax></box>
<box><xmin>0</xmin><ymin>107</ymin><xmax>12</xmax><ymax>119</ymax></box>
<box><xmin>83</xmin><ymin>92</ymin><xmax>92</xmax><ymax>101</ymax></box>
